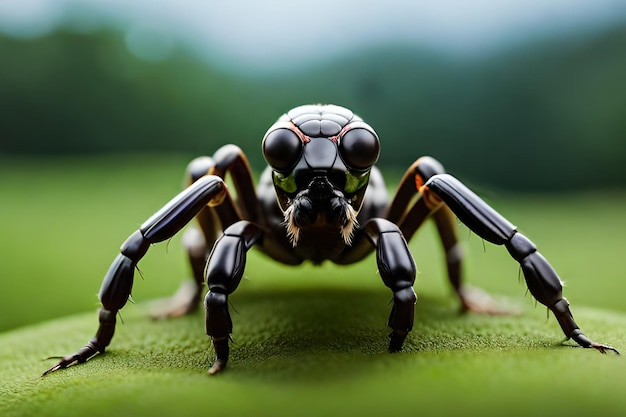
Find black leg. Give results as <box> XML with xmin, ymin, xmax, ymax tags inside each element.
<box><xmin>363</xmin><ymin>218</ymin><xmax>417</xmax><ymax>352</ymax></box>
<box><xmin>386</xmin><ymin>156</ymin><xmax>504</xmax><ymax>314</ymax></box>
<box><xmin>424</xmin><ymin>173</ymin><xmax>619</xmax><ymax>354</ymax></box>
<box><xmin>42</xmin><ymin>175</ymin><xmax>229</xmax><ymax>377</ymax></box>
<box><xmin>154</xmin><ymin>145</ymin><xmax>260</xmax><ymax>318</ymax></box>
<box><xmin>203</xmin><ymin>220</ymin><xmax>263</xmax><ymax>375</ymax></box>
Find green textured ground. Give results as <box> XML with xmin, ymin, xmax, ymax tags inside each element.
<box><xmin>1</xmin><ymin>157</ymin><xmax>625</xmax><ymax>417</ymax></box>
<box><xmin>2</xmin><ymin>289</ymin><xmax>626</xmax><ymax>417</ymax></box>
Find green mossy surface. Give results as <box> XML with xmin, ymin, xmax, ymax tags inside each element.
<box><xmin>2</xmin><ymin>287</ymin><xmax>625</xmax><ymax>417</ymax></box>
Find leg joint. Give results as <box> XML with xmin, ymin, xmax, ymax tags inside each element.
<box><xmin>186</xmin><ymin>156</ymin><xmax>214</xmax><ymax>183</ymax></box>
<box><xmin>505</xmin><ymin>232</ymin><xmax>537</xmax><ymax>262</ymax></box>
<box><xmin>204</xmin><ymin>290</ymin><xmax>228</xmax><ymax>307</ymax></box>
<box><xmin>212</xmin><ymin>144</ymin><xmax>245</xmax><ymax>176</ymax></box>
<box><xmin>120</xmin><ymin>230</ymin><xmax>150</xmax><ymax>261</ymax></box>
<box><xmin>413</xmin><ymin>156</ymin><xmax>446</xmax><ymax>184</ymax></box>
<box><xmin>519</xmin><ymin>251</ymin><xmax>563</xmax><ymax>307</ymax></box>
<box><xmin>388</xmin><ymin>286</ymin><xmax>417</xmax><ymax>333</ymax></box>
<box><xmin>446</xmin><ymin>242</ymin><xmax>464</xmax><ymax>265</ymax></box>
<box><xmin>393</xmin><ymin>286</ymin><xmax>418</xmax><ymax>306</ymax></box>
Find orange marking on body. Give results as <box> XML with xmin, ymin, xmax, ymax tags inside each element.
<box><xmin>208</xmin><ymin>183</ymin><xmax>228</xmax><ymax>207</ymax></box>
<box><xmin>267</xmin><ymin>121</ymin><xmax>310</xmax><ymax>142</ymax></box>
<box><xmin>420</xmin><ymin>184</ymin><xmax>443</xmax><ymax>210</ymax></box>
<box><xmin>415</xmin><ymin>175</ymin><xmax>425</xmax><ymax>192</ymax></box>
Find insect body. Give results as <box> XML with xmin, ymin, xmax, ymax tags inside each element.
<box><xmin>42</xmin><ymin>104</ymin><xmax>618</xmax><ymax>376</ymax></box>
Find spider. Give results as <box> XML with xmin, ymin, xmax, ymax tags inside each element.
<box><xmin>42</xmin><ymin>104</ymin><xmax>618</xmax><ymax>376</ymax></box>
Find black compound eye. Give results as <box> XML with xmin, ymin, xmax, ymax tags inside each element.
<box><xmin>262</xmin><ymin>128</ymin><xmax>303</xmax><ymax>172</ymax></box>
<box><xmin>339</xmin><ymin>128</ymin><xmax>380</xmax><ymax>170</ymax></box>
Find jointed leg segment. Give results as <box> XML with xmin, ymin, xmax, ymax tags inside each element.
<box><xmin>154</xmin><ymin>145</ymin><xmax>259</xmax><ymax>318</ymax></box>
<box><xmin>388</xmin><ymin>157</ymin><xmax>501</xmax><ymax>313</ymax></box>
<box><xmin>384</xmin><ymin>156</ymin><xmax>617</xmax><ymax>354</ymax></box>
<box><xmin>42</xmin><ymin>174</ymin><xmax>230</xmax><ymax>376</ymax></box>
<box><xmin>424</xmin><ymin>173</ymin><xmax>618</xmax><ymax>353</ymax></box>
<box><xmin>204</xmin><ymin>221</ymin><xmax>263</xmax><ymax>374</ymax></box>
<box><xmin>364</xmin><ymin>219</ymin><xmax>417</xmax><ymax>352</ymax></box>
<box><xmin>42</xmin><ymin>145</ymin><xmax>266</xmax><ymax>377</ymax></box>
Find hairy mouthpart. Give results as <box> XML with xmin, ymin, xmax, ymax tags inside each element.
<box><xmin>283</xmin><ymin>203</ymin><xmax>359</xmax><ymax>247</ymax></box>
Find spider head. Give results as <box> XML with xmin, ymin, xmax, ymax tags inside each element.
<box><xmin>262</xmin><ymin>105</ymin><xmax>380</xmax><ymax>246</ymax></box>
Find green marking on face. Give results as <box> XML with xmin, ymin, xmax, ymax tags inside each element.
<box><xmin>344</xmin><ymin>170</ymin><xmax>370</xmax><ymax>194</ymax></box>
<box><xmin>273</xmin><ymin>171</ymin><xmax>297</xmax><ymax>194</ymax></box>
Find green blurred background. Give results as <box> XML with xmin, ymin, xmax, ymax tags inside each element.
<box><xmin>2</xmin><ymin>1</ymin><xmax>626</xmax><ymax>190</ymax></box>
<box><xmin>1</xmin><ymin>1</ymin><xmax>625</xmax><ymax>331</ymax></box>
